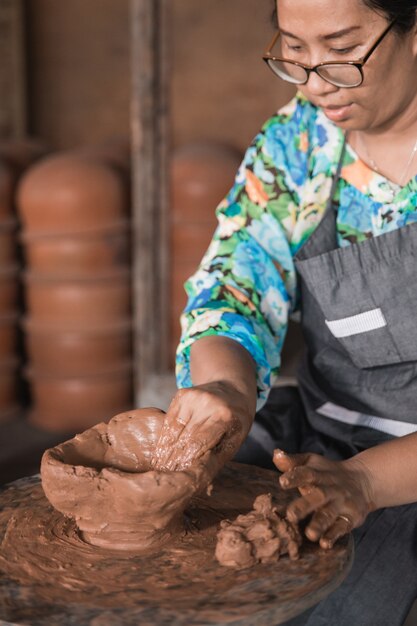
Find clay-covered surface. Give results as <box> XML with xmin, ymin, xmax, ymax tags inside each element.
<box><xmin>0</xmin><ymin>464</ymin><xmax>353</xmax><ymax>626</ymax></box>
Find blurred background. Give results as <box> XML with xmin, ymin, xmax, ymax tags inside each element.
<box><xmin>0</xmin><ymin>0</ymin><xmax>300</xmax><ymax>484</ymax></box>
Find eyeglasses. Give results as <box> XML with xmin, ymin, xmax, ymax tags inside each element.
<box><xmin>262</xmin><ymin>20</ymin><xmax>395</xmax><ymax>88</ymax></box>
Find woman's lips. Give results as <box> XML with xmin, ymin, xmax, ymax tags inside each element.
<box><xmin>322</xmin><ymin>103</ymin><xmax>353</xmax><ymax>122</ymax></box>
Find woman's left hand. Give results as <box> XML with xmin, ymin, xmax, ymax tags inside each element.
<box><xmin>273</xmin><ymin>449</ymin><xmax>375</xmax><ymax>549</ymax></box>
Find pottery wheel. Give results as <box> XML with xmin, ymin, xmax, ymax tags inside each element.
<box><xmin>0</xmin><ymin>462</ymin><xmax>353</xmax><ymax>626</ymax></box>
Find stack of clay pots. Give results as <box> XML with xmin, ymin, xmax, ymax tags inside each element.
<box><xmin>17</xmin><ymin>148</ymin><xmax>133</xmax><ymax>432</ymax></box>
<box><xmin>0</xmin><ymin>158</ymin><xmax>21</xmax><ymax>421</ymax></box>
<box><xmin>170</xmin><ymin>142</ymin><xmax>242</xmax><ymax>361</ymax></box>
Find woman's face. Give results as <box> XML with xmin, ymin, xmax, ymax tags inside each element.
<box><xmin>276</xmin><ymin>0</ymin><xmax>417</xmax><ymax>132</ymax></box>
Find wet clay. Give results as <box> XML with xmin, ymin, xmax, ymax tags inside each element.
<box><xmin>215</xmin><ymin>493</ymin><xmax>302</xmax><ymax>569</ymax></box>
<box><xmin>0</xmin><ymin>467</ymin><xmax>352</xmax><ymax>626</ymax></box>
<box><xmin>40</xmin><ymin>408</ymin><xmax>226</xmax><ymax>550</ymax></box>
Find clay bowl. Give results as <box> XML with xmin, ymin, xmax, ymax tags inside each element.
<box><xmin>20</xmin><ymin>220</ymin><xmax>130</xmax><ymax>274</ymax></box>
<box><xmin>17</xmin><ymin>154</ymin><xmax>128</xmax><ymax>234</ymax></box>
<box><xmin>41</xmin><ymin>408</ymin><xmax>220</xmax><ymax>551</ymax></box>
<box><xmin>0</xmin><ymin>313</ymin><xmax>19</xmax><ymax>358</ymax></box>
<box><xmin>0</xmin><ymin>358</ymin><xmax>19</xmax><ymax>413</ymax></box>
<box><xmin>0</xmin><ymin>266</ymin><xmax>20</xmax><ymax>315</ymax></box>
<box><xmin>0</xmin><ymin>218</ymin><xmax>18</xmax><ymax>266</ymax></box>
<box><xmin>26</xmin><ymin>362</ymin><xmax>133</xmax><ymax>432</ymax></box>
<box><xmin>24</xmin><ymin>269</ymin><xmax>131</xmax><ymax>324</ymax></box>
<box><xmin>23</xmin><ymin>317</ymin><xmax>132</xmax><ymax>374</ymax></box>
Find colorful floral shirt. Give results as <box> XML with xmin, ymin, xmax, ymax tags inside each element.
<box><xmin>175</xmin><ymin>91</ymin><xmax>417</xmax><ymax>408</ymax></box>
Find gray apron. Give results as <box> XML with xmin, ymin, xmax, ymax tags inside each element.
<box><xmin>294</xmin><ymin>137</ymin><xmax>417</xmax><ymax>452</ymax></box>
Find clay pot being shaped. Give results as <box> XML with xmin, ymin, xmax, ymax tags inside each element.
<box><xmin>24</xmin><ymin>269</ymin><xmax>131</xmax><ymax>324</ymax></box>
<box><xmin>0</xmin><ymin>266</ymin><xmax>20</xmax><ymax>315</ymax></box>
<box><xmin>20</xmin><ymin>221</ymin><xmax>130</xmax><ymax>274</ymax></box>
<box><xmin>23</xmin><ymin>317</ymin><xmax>132</xmax><ymax>375</ymax></box>
<box><xmin>41</xmin><ymin>408</ymin><xmax>223</xmax><ymax>551</ymax></box>
<box><xmin>27</xmin><ymin>362</ymin><xmax>133</xmax><ymax>432</ymax></box>
<box><xmin>0</xmin><ymin>219</ymin><xmax>18</xmax><ymax>265</ymax></box>
<box><xmin>17</xmin><ymin>154</ymin><xmax>128</xmax><ymax>234</ymax></box>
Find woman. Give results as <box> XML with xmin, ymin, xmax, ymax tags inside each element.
<box><xmin>155</xmin><ymin>1</ymin><xmax>417</xmax><ymax>623</ymax></box>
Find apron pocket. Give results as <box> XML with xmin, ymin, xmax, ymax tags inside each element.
<box><xmin>325</xmin><ymin>307</ymin><xmax>402</xmax><ymax>368</ymax></box>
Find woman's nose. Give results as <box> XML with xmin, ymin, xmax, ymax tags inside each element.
<box><xmin>306</xmin><ymin>70</ymin><xmax>338</xmax><ymax>97</ymax></box>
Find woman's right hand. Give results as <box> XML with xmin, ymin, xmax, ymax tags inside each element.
<box><xmin>151</xmin><ymin>380</ymin><xmax>255</xmax><ymax>472</ymax></box>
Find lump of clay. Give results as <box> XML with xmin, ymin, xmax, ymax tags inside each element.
<box><xmin>215</xmin><ymin>494</ymin><xmax>302</xmax><ymax>569</ymax></box>
<box><xmin>41</xmin><ymin>408</ymin><xmax>222</xmax><ymax>551</ymax></box>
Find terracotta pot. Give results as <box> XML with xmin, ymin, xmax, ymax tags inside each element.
<box><xmin>170</xmin><ymin>142</ymin><xmax>242</xmax><ymax>222</ymax></box>
<box><xmin>20</xmin><ymin>220</ymin><xmax>130</xmax><ymax>274</ymax></box>
<box><xmin>0</xmin><ymin>313</ymin><xmax>19</xmax><ymax>358</ymax></box>
<box><xmin>0</xmin><ymin>266</ymin><xmax>20</xmax><ymax>315</ymax></box>
<box><xmin>26</xmin><ymin>362</ymin><xmax>133</xmax><ymax>432</ymax></box>
<box><xmin>23</xmin><ymin>317</ymin><xmax>132</xmax><ymax>374</ymax></box>
<box><xmin>17</xmin><ymin>154</ymin><xmax>128</xmax><ymax>234</ymax></box>
<box><xmin>0</xmin><ymin>219</ymin><xmax>18</xmax><ymax>265</ymax></box>
<box><xmin>24</xmin><ymin>269</ymin><xmax>131</xmax><ymax>324</ymax></box>
<box><xmin>0</xmin><ymin>358</ymin><xmax>19</xmax><ymax>413</ymax></box>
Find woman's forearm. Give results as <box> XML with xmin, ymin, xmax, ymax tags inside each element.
<box><xmin>344</xmin><ymin>432</ymin><xmax>417</xmax><ymax>510</ymax></box>
<box><xmin>190</xmin><ymin>335</ymin><xmax>258</xmax><ymax>414</ymax></box>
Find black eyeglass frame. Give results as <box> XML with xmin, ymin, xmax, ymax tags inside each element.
<box><xmin>262</xmin><ymin>20</ymin><xmax>396</xmax><ymax>88</ymax></box>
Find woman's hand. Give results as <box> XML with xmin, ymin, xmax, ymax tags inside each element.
<box><xmin>151</xmin><ymin>380</ymin><xmax>254</xmax><ymax>472</ymax></box>
<box><xmin>273</xmin><ymin>449</ymin><xmax>375</xmax><ymax>549</ymax></box>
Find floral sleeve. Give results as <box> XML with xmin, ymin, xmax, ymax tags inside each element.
<box><xmin>175</xmin><ymin>94</ymin><xmax>312</xmax><ymax>408</ymax></box>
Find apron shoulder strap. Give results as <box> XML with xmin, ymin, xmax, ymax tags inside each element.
<box><xmin>328</xmin><ymin>133</ymin><xmax>348</xmax><ymax>210</ymax></box>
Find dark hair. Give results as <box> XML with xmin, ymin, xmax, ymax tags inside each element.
<box><xmin>271</xmin><ymin>1</ymin><xmax>417</xmax><ymax>34</ymax></box>
<box><xmin>364</xmin><ymin>0</ymin><xmax>417</xmax><ymax>33</ymax></box>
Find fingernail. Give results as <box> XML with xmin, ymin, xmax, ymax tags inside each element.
<box><xmin>279</xmin><ymin>476</ymin><xmax>289</xmax><ymax>488</ymax></box>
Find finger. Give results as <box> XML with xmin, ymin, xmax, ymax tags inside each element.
<box><xmin>273</xmin><ymin>449</ymin><xmax>312</xmax><ymax>473</ymax></box>
<box><xmin>304</xmin><ymin>503</ymin><xmax>340</xmax><ymax>542</ymax></box>
<box><xmin>279</xmin><ymin>465</ymin><xmax>325</xmax><ymax>490</ymax></box>
<box><xmin>319</xmin><ymin>515</ymin><xmax>353</xmax><ymax>550</ymax></box>
<box><xmin>171</xmin><ymin>418</ymin><xmax>228</xmax><ymax>469</ymax></box>
<box><xmin>286</xmin><ymin>487</ymin><xmax>328</xmax><ymax>523</ymax></box>
<box><xmin>152</xmin><ymin>404</ymin><xmax>192</xmax><ymax>469</ymax></box>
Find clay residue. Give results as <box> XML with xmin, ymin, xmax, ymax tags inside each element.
<box><xmin>40</xmin><ymin>407</ymin><xmax>225</xmax><ymax>551</ymax></box>
<box><xmin>0</xmin><ymin>466</ymin><xmax>353</xmax><ymax>625</ymax></box>
<box><xmin>215</xmin><ymin>493</ymin><xmax>302</xmax><ymax>569</ymax></box>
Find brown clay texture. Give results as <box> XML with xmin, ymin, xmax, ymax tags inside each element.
<box><xmin>0</xmin><ymin>465</ymin><xmax>352</xmax><ymax>626</ymax></box>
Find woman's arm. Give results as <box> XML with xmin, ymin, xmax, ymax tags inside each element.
<box><xmin>190</xmin><ymin>335</ymin><xmax>258</xmax><ymax>413</ymax></box>
<box><xmin>344</xmin><ymin>433</ymin><xmax>417</xmax><ymax>509</ymax></box>
<box><xmin>274</xmin><ymin>433</ymin><xmax>417</xmax><ymax>549</ymax></box>
<box><xmin>152</xmin><ymin>336</ymin><xmax>258</xmax><ymax>471</ymax></box>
